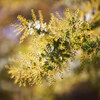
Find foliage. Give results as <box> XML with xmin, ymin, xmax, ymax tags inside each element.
<box><xmin>74</xmin><ymin>0</ymin><xmax>100</xmax><ymax>28</ymax></box>
<box><xmin>33</xmin><ymin>52</ymin><xmax>100</xmax><ymax>100</ymax></box>
<box><xmin>6</xmin><ymin>8</ymin><xmax>100</xmax><ymax>87</ymax></box>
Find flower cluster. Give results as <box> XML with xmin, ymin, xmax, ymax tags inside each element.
<box><xmin>28</xmin><ymin>20</ymin><xmax>48</xmax><ymax>35</ymax></box>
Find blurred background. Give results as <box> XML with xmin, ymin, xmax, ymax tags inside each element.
<box><xmin>0</xmin><ymin>0</ymin><xmax>100</xmax><ymax>100</ymax></box>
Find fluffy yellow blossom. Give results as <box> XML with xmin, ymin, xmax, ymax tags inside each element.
<box><xmin>6</xmin><ymin>9</ymin><xmax>100</xmax><ymax>86</ymax></box>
